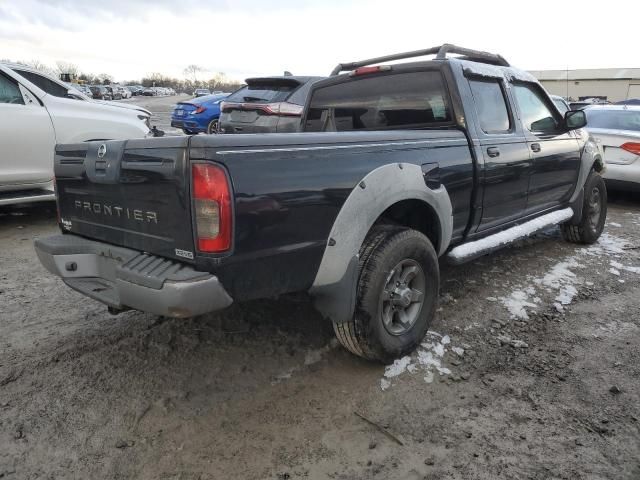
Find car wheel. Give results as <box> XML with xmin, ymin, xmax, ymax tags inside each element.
<box><xmin>207</xmin><ymin>119</ymin><xmax>219</xmax><ymax>135</ymax></box>
<box><xmin>561</xmin><ymin>171</ymin><xmax>607</xmax><ymax>244</ymax></box>
<box><xmin>332</xmin><ymin>225</ymin><xmax>439</xmax><ymax>362</ymax></box>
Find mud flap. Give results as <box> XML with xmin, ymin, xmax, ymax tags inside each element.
<box><xmin>311</xmin><ymin>255</ymin><xmax>359</xmax><ymax>324</ymax></box>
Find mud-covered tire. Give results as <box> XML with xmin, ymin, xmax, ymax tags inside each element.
<box><xmin>561</xmin><ymin>172</ymin><xmax>607</xmax><ymax>244</ymax></box>
<box><xmin>333</xmin><ymin>226</ymin><xmax>439</xmax><ymax>362</ymax></box>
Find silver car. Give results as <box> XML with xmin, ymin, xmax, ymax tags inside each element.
<box><xmin>585</xmin><ymin>105</ymin><xmax>640</xmax><ymax>191</ymax></box>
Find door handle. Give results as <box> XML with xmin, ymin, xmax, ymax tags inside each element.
<box><xmin>487</xmin><ymin>147</ymin><xmax>500</xmax><ymax>158</ymax></box>
<box><xmin>530</xmin><ymin>143</ymin><xmax>541</xmax><ymax>153</ymax></box>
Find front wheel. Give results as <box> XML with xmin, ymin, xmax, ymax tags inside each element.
<box><xmin>561</xmin><ymin>171</ymin><xmax>607</xmax><ymax>244</ymax></box>
<box><xmin>333</xmin><ymin>226</ymin><xmax>439</xmax><ymax>362</ymax></box>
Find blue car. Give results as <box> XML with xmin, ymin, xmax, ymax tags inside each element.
<box><xmin>171</xmin><ymin>93</ymin><xmax>230</xmax><ymax>134</ymax></box>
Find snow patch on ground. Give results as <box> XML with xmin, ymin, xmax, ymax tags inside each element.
<box><xmin>611</xmin><ymin>260</ymin><xmax>640</xmax><ymax>274</ymax></box>
<box><xmin>380</xmin><ymin>331</ymin><xmax>457</xmax><ymax>390</ymax></box>
<box><xmin>585</xmin><ymin>233</ymin><xmax>628</xmax><ymax>255</ymax></box>
<box><xmin>495</xmin><ymin>233</ymin><xmax>633</xmax><ymax>319</ymax></box>
<box><xmin>273</xmin><ymin>339</ymin><xmax>338</xmax><ymax>384</ymax></box>
<box><xmin>500</xmin><ymin>290</ymin><xmax>538</xmax><ymax>319</ymax></box>
<box><xmin>608</xmin><ymin>222</ymin><xmax>622</xmax><ymax>228</ymax></box>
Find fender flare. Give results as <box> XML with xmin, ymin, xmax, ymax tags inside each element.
<box><xmin>309</xmin><ymin>162</ymin><xmax>453</xmax><ymax>324</ymax></box>
<box><xmin>568</xmin><ymin>134</ymin><xmax>604</xmax><ymax>224</ymax></box>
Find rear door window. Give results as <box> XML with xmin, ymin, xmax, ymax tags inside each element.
<box><xmin>0</xmin><ymin>73</ymin><xmax>24</xmax><ymax>104</ymax></box>
<box><xmin>468</xmin><ymin>79</ymin><xmax>511</xmax><ymax>134</ymax></box>
<box><xmin>13</xmin><ymin>69</ymin><xmax>69</xmax><ymax>98</ymax></box>
<box><xmin>305</xmin><ymin>71</ymin><xmax>452</xmax><ymax>132</ymax></box>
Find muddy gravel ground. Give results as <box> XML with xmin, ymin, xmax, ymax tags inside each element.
<box><xmin>1</xmin><ymin>194</ymin><xmax>639</xmax><ymax>480</ymax></box>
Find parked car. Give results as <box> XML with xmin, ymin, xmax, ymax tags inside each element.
<box><xmin>106</xmin><ymin>86</ymin><xmax>122</xmax><ymax>100</ymax></box>
<box><xmin>171</xmin><ymin>93</ymin><xmax>230</xmax><ymax>134</ymax></box>
<box><xmin>117</xmin><ymin>86</ymin><xmax>132</xmax><ymax>99</ymax></box>
<box><xmin>128</xmin><ymin>85</ymin><xmax>144</xmax><ymax>96</ymax></box>
<box><xmin>0</xmin><ymin>63</ymin><xmax>153</xmax><ymax>206</ymax></box>
<box><xmin>550</xmin><ymin>95</ymin><xmax>570</xmax><ymax>114</ymax></box>
<box><xmin>584</xmin><ymin>105</ymin><xmax>640</xmax><ymax>191</ymax></box>
<box><xmin>8</xmin><ymin>65</ymin><xmax>152</xmax><ymax>120</ymax></box>
<box><xmin>68</xmin><ymin>83</ymin><xmax>92</xmax><ymax>96</ymax></box>
<box><xmin>218</xmin><ymin>76</ymin><xmax>324</xmax><ymax>134</ymax></box>
<box><xmin>142</xmin><ymin>87</ymin><xmax>156</xmax><ymax>96</ymax></box>
<box><xmin>89</xmin><ymin>85</ymin><xmax>112</xmax><ymax>100</ymax></box>
<box><xmin>34</xmin><ymin>44</ymin><xmax>605</xmax><ymax>362</ymax></box>
<box><xmin>194</xmin><ymin>88</ymin><xmax>211</xmax><ymax>97</ymax></box>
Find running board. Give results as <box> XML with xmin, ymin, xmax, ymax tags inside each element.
<box><xmin>447</xmin><ymin>208</ymin><xmax>574</xmax><ymax>265</ymax></box>
<box><xmin>0</xmin><ymin>190</ymin><xmax>55</xmax><ymax>207</ymax></box>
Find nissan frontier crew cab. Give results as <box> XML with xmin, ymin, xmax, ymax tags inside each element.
<box><xmin>35</xmin><ymin>45</ymin><xmax>606</xmax><ymax>362</ymax></box>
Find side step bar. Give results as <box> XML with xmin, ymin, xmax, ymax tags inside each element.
<box><xmin>0</xmin><ymin>190</ymin><xmax>55</xmax><ymax>206</ymax></box>
<box><xmin>447</xmin><ymin>208</ymin><xmax>574</xmax><ymax>265</ymax></box>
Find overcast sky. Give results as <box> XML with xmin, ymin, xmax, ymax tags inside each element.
<box><xmin>1</xmin><ymin>0</ymin><xmax>638</xmax><ymax>82</ymax></box>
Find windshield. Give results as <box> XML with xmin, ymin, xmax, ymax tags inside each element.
<box><xmin>586</xmin><ymin>109</ymin><xmax>640</xmax><ymax>132</ymax></box>
<box><xmin>226</xmin><ymin>83</ymin><xmax>296</xmax><ymax>103</ymax></box>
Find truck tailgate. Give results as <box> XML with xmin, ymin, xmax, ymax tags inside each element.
<box><xmin>54</xmin><ymin>137</ymin><xmax>196</xmax><ymax>263</ymax></box>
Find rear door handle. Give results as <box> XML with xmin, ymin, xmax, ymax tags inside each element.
<box><xmin>530</xmin><ymin>143</ymin><xmax>541</xmax><ymax>153</ymax></box>
<box><xmin>487</xmin><ymin>147</ymin><xmax>500</xmax><ymax>158</ymax></box>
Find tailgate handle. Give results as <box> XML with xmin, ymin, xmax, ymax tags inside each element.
<box><xmin>85</xmin><ymin>141</ymin><xmax>124</xmax><ymax>184</ymax></box>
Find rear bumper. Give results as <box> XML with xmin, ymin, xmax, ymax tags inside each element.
<box><xmin>170</xmin><ymin>119</ymin><xmax>205</xmax><ymax>132</ymax></box>
<box><xmin>603</xmin><ymin>161</ymin><xmax>640</xmax><ymax>187</ymax></box>
<box><xmin>34</xmin><ymin>234</ymin><xmax>233</xmax><ymax>318</ymax></box>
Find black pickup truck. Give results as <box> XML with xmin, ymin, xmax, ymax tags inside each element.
<box><xmin>35</xmin><ymin>45</ymin><xmax>606</xmax><ymax>362</ymax></box>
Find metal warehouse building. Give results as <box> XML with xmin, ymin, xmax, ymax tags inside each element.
<box><xmin>529</xmin><ymin>68</ymin><xmax>640</xmax><ymax>102</ymax></box>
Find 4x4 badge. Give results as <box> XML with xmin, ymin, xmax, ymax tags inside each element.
<box><xmin>97</xmin><ymin>144</ymin><xmax>107</xmax><ymax>158</ymax></box>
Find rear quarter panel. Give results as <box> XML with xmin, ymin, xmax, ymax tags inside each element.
<box><xmin>190</xmin><ymin>130</ymin><xmax>473</xmax><ymax>300</ymax></box>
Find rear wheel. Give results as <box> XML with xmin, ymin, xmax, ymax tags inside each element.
<box><xmin>333</xmin><ymin>226</ymin><xmax>439</xmax><ymax>362</ymax></box>
<box><xmin>561</xmin><ymin>171</ymin><xmax>607</xmax><ymax>244</ymax></box>
<box><xmin>207</xmin><ymin>119</ymin><xmax>219</xmax><ymax>134</ymax></box>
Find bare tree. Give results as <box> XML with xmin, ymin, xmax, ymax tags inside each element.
<box><xmin>26</xmin><ymin>60</ymin><xmax>56</xmax><ymax>76</ymax></box>
<box><xmin>183</xmin><ymin>64</ymin><xmax>205</xmax><ymax>83</ymax></box>
<box><xmin>55</xmin><ymin>61</ymin><xmax>79</xmax><ymax>77</ymax></box>
<box><xmin>97</xmin><ymin>73</ymin><xmax>113</xmax><ymax>85</ymax></box>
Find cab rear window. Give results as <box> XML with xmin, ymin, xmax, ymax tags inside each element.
<box><xmin>304</xmin><ymin>71</ymin><xmax>452</xmax><ymax>132</ymax></box>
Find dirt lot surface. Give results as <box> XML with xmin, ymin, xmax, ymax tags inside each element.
<box><xmin>1</xmin><ymin>98</ymin><xmax>639</xmax><ymax>479</ymax></box>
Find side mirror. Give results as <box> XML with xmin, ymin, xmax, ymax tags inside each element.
<box><xmin>565</xmin><ymin>110</ymin><xmax>587</xmax><ymax>130</ymax></box>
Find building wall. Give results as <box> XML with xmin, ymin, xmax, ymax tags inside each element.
<box><xmin>539</xmin><ymin>79</ymin><xmax>639</xmax><ymax>102</ymax></box>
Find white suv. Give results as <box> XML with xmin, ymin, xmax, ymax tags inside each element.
<box><xmin>0</xmin><ymin>64</ymin><xmax>152</xmax><ymax>206</ymax></box>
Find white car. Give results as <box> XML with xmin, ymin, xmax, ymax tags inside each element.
<box><xmin>0</xmin><ymin>64</ymin><xmax>152</xmax><ymax>206</ymax></box>
<box><xmin>584</xmin><ymin>105</ymin><xmax>640</xmax><ymax>191</ymax></box>
<box><xmin>120</xmin><ymin>86</ymin><xmax>132</xmax><ymax>99</ymax></box>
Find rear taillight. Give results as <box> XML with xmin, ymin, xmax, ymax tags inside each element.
<box><xmin>221</xmin><ymin>101</ymin><xmax>303</xmax><ymax>117</ymax></box>
<box><xmin>192</xmin><ymin>164</ymin><xmax>232</xmax><ymax>252</ymax></box>
<box><xmin>621</xmin><ymin>142</ymin><xmax>640</xmax><ymax>156</ymax></box>
<box><xmin>193</xmin><ymin>106</ymin><xmax>206</xmax><ymax>114</ymax></box>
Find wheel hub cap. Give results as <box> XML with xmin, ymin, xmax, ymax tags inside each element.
<box><xmin>380</xmin><ymin>259</ymin><xmax>426</xmax><ymax>336</ymax></box>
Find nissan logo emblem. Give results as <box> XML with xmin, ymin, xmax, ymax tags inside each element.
<box><xmin>97</xmin><ymin>144</ymin><xmax>107</xmax><ymax>158</ymax></box>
